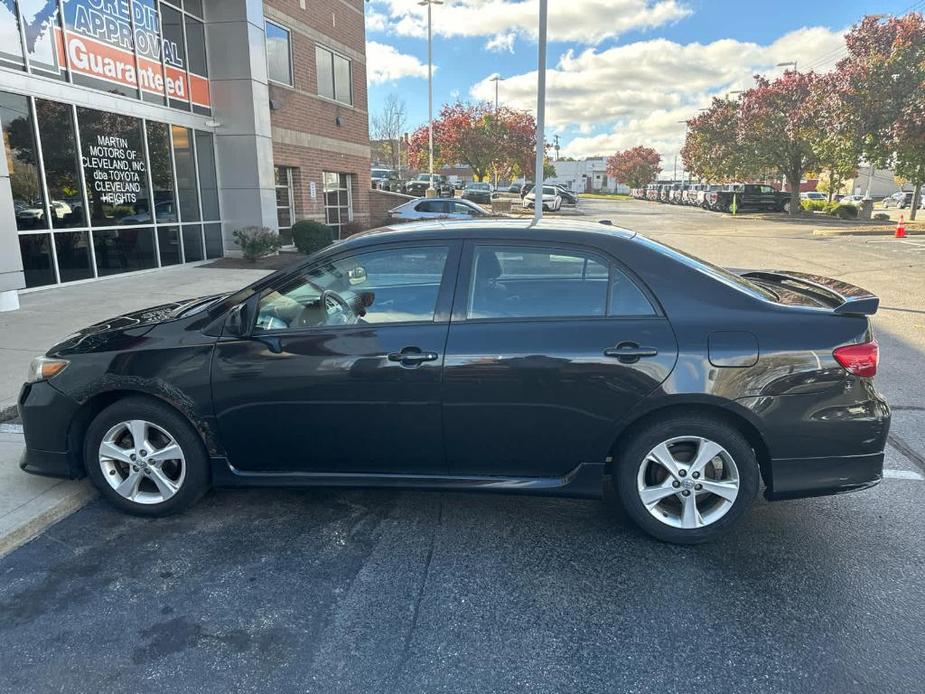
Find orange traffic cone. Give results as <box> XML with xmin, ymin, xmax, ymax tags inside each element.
<box><xmin>896</xmin><ymin>214</ymin><xmax>907</xmax><ymax>238</ymax></box>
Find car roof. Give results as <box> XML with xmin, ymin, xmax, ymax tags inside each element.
<box><xmin>344</xmin><ymin>218</ymin><xmax>637</xmax><ymax>246</ymax></box>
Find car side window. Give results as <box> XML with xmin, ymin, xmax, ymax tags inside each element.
<box><xmin>609</xmin><ymin>267</ymin><xmax>656</xmax><ymax>316</ymax></box>
<box><xmin>453</xmin><ymin>202</ymin><xmax>478</xmax><ymax>215</ymax></box>
<box><xmin>255</xmin><ymin>246</ymin><xmax>449</xmax><ymax>331</ymax></box>
<box><xmin>416</xmin><ymin>201</ymin><xmax>442</xmax><ymax>213</ymax></box>
<box><xmin>468</xmin><ymin>245</ymin><xmax>609</xmax><ymax>319</ymax></box>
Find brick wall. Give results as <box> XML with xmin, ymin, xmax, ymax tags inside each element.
<box><xmin>369</xmin><ymin>189</ymin><xmax>414</xmax><ymax>228</ymax></box>
<box><xmin>263</xmin><ymin>0</ymin><xmax>372</xmax><ymax>230</ymax></box>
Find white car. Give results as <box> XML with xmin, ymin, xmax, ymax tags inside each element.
<box><xmin>523</xmin><ymin>185</ymin><xmax>562</xmax><ymax>211</ymax></box>
<box><xmin>839</xmin><ymin>195</ymin><xmax>865</xmax><ymax>206</ymax></box>
<box><xmin>388</xmin><ymin>197</ymin><xmax>488</xmax><ymax>222</ymax></box>
<box><xmin>800</xmin><ymin>191</ymin><xmax>827</xmax><ymax>201</ymax></box>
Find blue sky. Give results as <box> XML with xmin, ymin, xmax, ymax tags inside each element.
<box><xmin>365</xmin><ymin>0</ymin><xmax>903</xmax><ymax>163</ymax></box>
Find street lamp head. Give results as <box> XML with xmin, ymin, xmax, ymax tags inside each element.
<box><xmin>418</xmin><ymin>0</ymin><xmax>443</xmax><ymax>4</ymax></box>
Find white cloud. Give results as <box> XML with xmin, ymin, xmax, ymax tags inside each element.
<box><xmin>366</xmin><ymin>41</ymin><xmax>431</xmax><ymax>84</ymax></box>
<box><xmin>368</xmin><ymin>0</ymin><xmax>691</xmax><ymax>45</ymax></box>
<box><xmin>366</xmin><ymin>8</ymin><xmax>389</xmax><ymax>33</ymax></box>
<box><xmin>469</xmin><ymin>26</ymin><xmax>847</xmax><ymax>164</ymax></box>
<box><xmin>485</xmin><ymin>32</ymin><xmax>516</xmax><ymax>53</ymax></box>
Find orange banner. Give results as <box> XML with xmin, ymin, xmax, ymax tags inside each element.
<box><xmin>55</xmin><ymin>27</ymin><xmax>211</xmax><ymax>109</ymax></box>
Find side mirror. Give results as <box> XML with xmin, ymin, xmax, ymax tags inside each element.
<box><xmin>225</xmin><ymin>303</ymin><xmax>250</xmax><ymax>337</ymax></box>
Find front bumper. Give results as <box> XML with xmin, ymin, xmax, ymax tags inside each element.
<box><xmin>18</xmin><ymin>380</ymin><xmax>83</xmax><ymax>479</ymax></box>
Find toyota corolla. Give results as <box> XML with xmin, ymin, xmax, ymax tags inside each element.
<box><xmin>18</xmin><ymin>220</ymin><xmax>890</xmax><ymax>543</ymax></box>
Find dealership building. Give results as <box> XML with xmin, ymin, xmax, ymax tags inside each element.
<box><xmin>0</xmin><ymin>0</ymin><xmax>370</xmax><ymax>310</ymax></box>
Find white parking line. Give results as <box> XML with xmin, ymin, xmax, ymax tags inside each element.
<box><xmin>883</xmin><ymin>469</ymin><xmax>925</xmax><ymax>481</ymax></box>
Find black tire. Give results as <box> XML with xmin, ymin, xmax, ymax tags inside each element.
<box><xmin>613</xmin><ymin>415</ymin><xmax>760</xmax><ymax>544</ymax></box>
<box><xmin>84</xmin><ymin>396</ymin><xmax>210</xmax><ymax>516</ymax></box>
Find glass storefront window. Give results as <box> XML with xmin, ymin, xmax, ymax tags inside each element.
<box><xmin>54</xmin><ymin>231</ymin><xmax>93</xmax><ymax>282</ymax></box>
<box><xmin>21</xmin><ymin>0</ymin><xmax>66</xmax><ymax>79</ymax></box>
<box><xmin>157</xmin><ymin>225</ymin><xmax>181</xmax><ymax>265</ymax></box>
<box><xmin>19</xmin><ymin>233</ymin><xmax>55</xmax><ymax>287</ymax></box>
<box><xmin>194</xmin><ymin>130</ymin><xmax>219</xmax><ymax>220</ymax></box>
<box><xmin>135</xmin><ymin>0</ymin><xmax>168</xmax><ymax>106</ymax></box>
<box><xmin>182</xmin><ymin>224</ymin><xmax>203</xmax><ymax>261</ymax></box>
<box><xmin>0</xmin><ymin>92</ymin><xmax>45</xmax><ymax>231</ymax></box>
<box><xmin>145</xmin><ymin>121</ymin><xmax>177</xmax><ymax>224</ymax></box>
<box><xmin>35</xmin><ymin>100</ymin><xmax>84</xmax><ymax>228</ymax></box>
<box><xmin>160</xmin><ymin>3</ymin><xmax>189</xmax><ymax>110</ymax></box>
<box><xmin>171</xmin><ymin>125</ymin><xmax>199</xmax><ymax>221</ymax></box>
<box><xmin>77</xmin><ymin>107</ymin><xmax>152</xmax><ymax>227</ymax></box>
<box><xmin>62</xmin><ymin>0</ymin><xmax>137</xmax><ymax>95</ymax></box>
<box><xmin>184</xmin><ymin>0</ymin><xmax>203</xmax><ymax>18</ymax></box>
<box><xmin>185</xmin><ymin>15</ymin><xmax>209</xmax><ymax>115</ymax></box>
<box><xmin>275</xmin><ymin>166</ymin><xmax>294</xmax><ymax>245</ymax></box>
<box><xmin>204</xmin><ymin>223</ymin><xmax>222</xmax><ymax>259</ymax></box>
<box><xmin>0</xmin><ymin>1</ymin><xmax>24</xmax><ymax>71</ymax></box>
<box><xmin>93</xmin><ymin>227</ymin><xmax>157</xmax><ymax>276</ymax></box>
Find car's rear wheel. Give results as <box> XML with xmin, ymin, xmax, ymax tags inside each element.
<box><xmin>84</xmin><ymin>397</ymin><xmax>210</xmax><ymax>516</ymax></box>
<box><xmin>614</xmin><ymin>415</ymin><xmax>759</xmax><ymax>544</ymax></box>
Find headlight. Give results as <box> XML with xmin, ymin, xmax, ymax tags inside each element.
<box><xmin>26</xmin><ymin>356</ymin><xmax>69</xmax><ymax>383</ymax></box>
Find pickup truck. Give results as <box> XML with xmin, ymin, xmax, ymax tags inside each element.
<box><xmin>707</xmin><ymin>184</ymin><xmax>791</xmax><ymax>213</ymax></box>
<box><xmin>405</xmin><ymin>174</ymin><xmax>454</xmax><ymax>197</ymax></box>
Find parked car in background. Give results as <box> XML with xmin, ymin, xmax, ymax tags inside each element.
<box><xmin>406</xmin><ymin>174</ymin><xmax>454</xmax><ymax>197</ymax></box>
<box><xmin>121</xmin><ymin>200</ymin><xmax>178</xmax><ymax>225</ymax></box>
<box><xmin>708</xmin><ymin>184</ymin><xmax>791</xmax><ymax>213</ymax></box>
<box><xmin>371</xmin><ymin>168</ymin><xmax>404</xmax><ymax>193</ymax></box>
<box><xmin>462</xmin><ymin>182</ymin><xmax>493</xmax><ymax>205</ymax></box>
<box><xmin>552</xmin><ymin>185</ymin><xmax>579</xmax><ymax>206</ymax></box>
<box><xmin>389</xmin><ymin>197</ymin><xmax>488</xmax><ymax>222</ymax></box>
<box><xmin>800</xmin><ymin>191</ymin><xmax>827</xmax><ymax>201</ymax></box>
<box><xmin>19</xmin><ymin>219</ymin><xmax>889</xmax><ymax>545</ymax></box>
<box><xmin>839</xmin><ymin>195</ymin><xmax>865</xmax><ymax>206</ymax></box>
<box><xmin>881</xmin><ymin>191</ymin><xmax>923</xmax><ymax>209</ymax></box>
<box><xmin>523</xmin><ymin>186</ymin><xmax>562</xmax><ymax>211</ymax></box>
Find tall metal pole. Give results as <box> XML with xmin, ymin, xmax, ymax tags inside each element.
<box><xmin>427</xmin><ymin>1</ymin><xmax>435</xmax><ymax>195</ymax></box>
<box><xmin>490</xmin><ymin>75</ymin><xmax>502</xmax><ymax>189</ymax></box>
<box><xmin>533</xmin><ymin>0</ymin><xmax>547</xmax><ymax>223</ymax></box>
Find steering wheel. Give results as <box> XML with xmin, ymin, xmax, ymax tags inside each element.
<box><xmin>321</xmin><ymin>289</ymin><xmax>355</xmax><ymax>325</ymax></box>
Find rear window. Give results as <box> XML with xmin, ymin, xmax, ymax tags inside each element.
<box><xmin>638</xmin><ymin>237</ymin><xmax>778</xmax><ymax>301</ymax></box>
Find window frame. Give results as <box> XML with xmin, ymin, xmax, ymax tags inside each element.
<box><xmin>265</xmin><ymin>20</ymin><xmax>294</xmax><ymax>87</ymax></box>
<box><xmin>315</xmin><ymin>44</ymin><xmax>353</xmax><ymax>106</ymax></box>
<box><xmin>250</xmin><ymin>240</ymin><xmax>463</xmax><ymax>335</ymax></box>
<box><xmin>451</xmin><ymin>239</ymin><xmax>662</xmax><ymax>324</ymax></box>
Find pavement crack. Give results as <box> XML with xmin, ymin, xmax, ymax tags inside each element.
<box><xmin>385</xmin><ymin>497</ymin><xmax>442</xmax><ymax>694</ymax></box>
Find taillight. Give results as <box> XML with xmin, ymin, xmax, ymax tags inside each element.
<box><xmin>833</xmin><ymin>340</ymin><xmax>878</xmax><ymax>377</ymax></box>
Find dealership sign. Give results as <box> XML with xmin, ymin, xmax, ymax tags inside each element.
<box><xmin>55</xmin><ymin>0</ymin><xmax>210</xmax><ymax>108</ymax></box>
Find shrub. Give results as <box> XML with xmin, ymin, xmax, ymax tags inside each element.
<box><xmin>232</xmin><ymin>226</ymin><xmax>282</xmax><ymax>262</ymax></box>
<box><xmin>873</xmin><ymin>213</ymin><xmax>890</xmax><ymax>221</ymax></box>
<box><xmin>292</xmin><ymin>219</ymin><xmax>335</xmax><ymax>255</ymax></box>
<box><xmin>800</xmin><ymin>199</ymin><xmax>835</xmax><ymax>213</ymax></box>
<box><xmin>829</xmin><ymin>204</ymin><xmax>859</xmax><ymax>219</ymax></box>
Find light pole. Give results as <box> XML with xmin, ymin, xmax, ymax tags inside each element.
<box><xmin>490</xmin><ymin>74</ymin><xmax>502</xmax><ymax>189</ymax></box>
<box><xmin>533</xmin><ymin>0</ymin><xmax>548</xmax><ymax>223</ymax></box>
<box><xmin>777</xmin><ymin>61</ymin><xmax>797</xmax><ymax>72</ymax></box>
<box><xmin>726</xmin><ymin>89</ymin><xmax>743</xmax><ymax>100</ymax></box>
<box><xmin>419</xmin><ymin>0</ymin><xmax>442</xmax><ymax>197</ymax></box>
<box><xmin>676</xmin><ymin>120</ymin><xmax>688</xmax><ymax>185</ymax></box>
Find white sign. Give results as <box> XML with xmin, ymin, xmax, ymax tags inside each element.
<box><xmin>309</xmin><ymin>181</ymin><xmax>317</xmax><ymax>200</ymax></box>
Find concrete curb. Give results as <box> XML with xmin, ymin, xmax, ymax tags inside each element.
<box><xmin>0</xmin><ymin>481</ymin><xmax>97</xmax><ymax>558</ymax></box>
<box><xmin>813</xmin><ymin>229</ymin><xmax>924</xmax><ymax>237</ymax></box>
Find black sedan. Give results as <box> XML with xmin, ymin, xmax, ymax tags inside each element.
<box><xmin>19</xmin><ymin>220</ymin><xmax>889</xmax><ymax>543</ymax></box>
<box><xmin>462</xmin><ymin>182</ymin><xmax>493</xmax><ymax>205</ymax></box>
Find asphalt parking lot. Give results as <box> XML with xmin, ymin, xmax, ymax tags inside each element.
<box><xmin>2</xmin><ymin>199</ymin><xmax>924</xmax><ymax>693</ymax></box>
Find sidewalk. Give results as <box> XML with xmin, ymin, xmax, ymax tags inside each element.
<box><xmin>0</xmin><ymin>263</ymin><xmax>272</xmax><ymax>555</ymax></box>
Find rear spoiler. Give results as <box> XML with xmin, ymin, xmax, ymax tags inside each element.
<box><xmin>738</xmin><ymin>270</ymin><xmax>880</xmax><ymax>316</ymax></box>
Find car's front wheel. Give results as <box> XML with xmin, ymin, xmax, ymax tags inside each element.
<box><xmin>84</xmin><ymin>397</ymin><xmax>210</xmax><ymax>516</ymax></box>
<box><xmin>614</xmin><ymin>415</ymin><xmax>760</xmax><ymax>543</ymax></box>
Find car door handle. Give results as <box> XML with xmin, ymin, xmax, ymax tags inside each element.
<box><xmin>388</xmin><ymin>347</ymin><xmax>439</xmax><ymax>365</ymax></box>
<box><xmin>603</xmin><ymin>343</ymin><xmax>658</xmax><ymax>363</ymax></box>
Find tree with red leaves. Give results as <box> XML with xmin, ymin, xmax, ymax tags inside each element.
<box><xmin>837</xmin><ymin>13</ymin><xmax>925</xmax><ymax>218</ymax></box>
<box><xmin>737</xmin><ymin>71</ymin><xmax>824</xmax><ymax>215</ymax></box>
<box><xmin>406</xmin><ymin>102</ymin><xmax>538</xmax><ymax>182</ymax></box>
<box><xmin>681</xmin><ymin>97</ymin><xmax>757</xmax><ymax>183</ymax></box>
<box><xmin>606</xmin><ymin>146</ymin><xmax>661</xmax><ymax>189</ymax></box>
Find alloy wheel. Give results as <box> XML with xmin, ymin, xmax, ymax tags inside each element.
<box><xmin>98</xmin><ymin>419</ymin><xmax>186</xmax><ymax>504</ymax></box>
<box><xmin>635</xmin><ymin>435</ymin><xmax>739</xmax><ymax>529</ymax></box>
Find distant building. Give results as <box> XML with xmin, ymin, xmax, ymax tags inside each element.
<box><xmin>546</xmin><ymin>158</ymin><xmax>628</xmax><ymax>194</ymax></box>
<box><xmin>845</xmin><ymin>166</ymin><xmax>904</xmax><ymax>198</ymax></box>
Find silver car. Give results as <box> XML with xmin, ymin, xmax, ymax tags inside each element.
<box><xmin>389</xmin><ymin>197</ymin><xmax>488</xmax><ymax>222</ymax></box>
